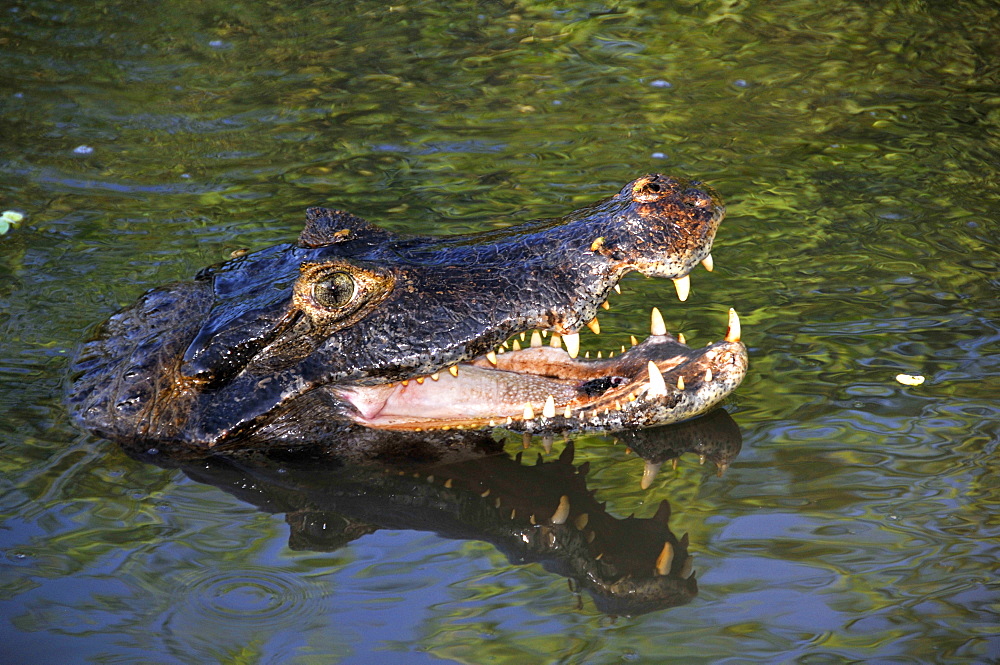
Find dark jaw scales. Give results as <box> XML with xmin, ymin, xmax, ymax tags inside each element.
<box><xmin>336</xmin><ymin>308</ymin><xmax>747</xmax><ymax>433</ymax></box>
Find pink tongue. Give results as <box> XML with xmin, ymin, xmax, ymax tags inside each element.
<box><xmin>337</xmin><ymin>366</ymin><xmax>579</xmax><ymax>424</ymax></box>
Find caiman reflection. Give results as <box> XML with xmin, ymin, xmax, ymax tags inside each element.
<box><xmin>138</xmin><ymin>410</ymin><xmax>742</xmax><ymax>616</ymax></box>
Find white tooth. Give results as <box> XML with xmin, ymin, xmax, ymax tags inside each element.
<box><xmin>641</xmin><ymin>461</ymin><xmax>663</xmax><ymax>490</ymax></box>
<box><xmin>563</xmin><ymin>405</ymin><xmax>572</xmax><ymax>418</ymax></box>
<box><xmin>512</xmin><ymin>340</ymin><xmax>522</xmax><ymax>351</ymax></box>
<box><xmin>677</xmin><ymin>376</ymin><xmax>685</xmax><ymax>390</ymax></box>
<box><xmin>655</xmin><ymin>542</ymin><xmax>674</xmax><ymax>576</ymax></box>
<box><xmin>651</xmin><ymin>307</ymin><xmax>667</xmax><ymax>336</ymax></box>
<box><xmin>597</xmin><ymin>351</ymin><xmax>603</xmax><ymax>359</ymax></box>
<box><xmin>678</xmin><ymin>333</ymin><xmax>686</xmax><ymax>345</ymax></box>
<box><xmin>543</xmin><ymin>395</ymin><xmax>556</xmax><ymax>418</ymax></box>
<box><xmin>530</xmin><ymin>331</ymin><xmax>543</xmax><ymax>348</ymax></box>
<box><xmin>705</xmin><ymin>368</ymin><xmax>713</xmax><ymax>382</ymax></box>
<box><xmin>523</xmin><ymin>403</ymin><xmax>535</xmax><ymax>420</ymax></box>
<box><xmin>431</xmin><ymin>373</ymin><xmax>440</xmax><ymax>381</ymax></box>
<box><xmin>563</xmin><ymin>333</ymin><xmax>580</xmax><ymax>359</ymax></box>
<box><xmin>550</xmin><ymin>334</ymin><xmax>562</xmax><ymax>349</ymax></box>
<box><xmin>520</xmin><ymin>332</ymin><xmax>526</xmax><ymax>341</ymax></box>
<box><xmin>647</xmin><ymin>361</ymin><xmax>668</xmax><ymax>397</ymax></box>
<box><xmin>449</xmin><ymin>365</ymin><xmax>459</xmax><ymax>377</ymax></box>
<box><xmin>542</xmin><ymin>330</ymin><xmax>548</xmax><ymax>337</ymax></box>
<box><xmin>486</xmin><ymin>351</ymin><xmax>498</xmax><ymax>366</ymax></box>
<box><xmin>673</xmin><ymin>274</ymin><xmax>690</xmax><ymax>301</ymax></box>
<box><xmin>586</xmin><ymin>318</ymin><xmax>601</xmax><ymax>335</ymax></box>
<box><xmin>701</xmin><ymin>253</ymin><xmax>714</xmax><ymax>272</ymax></box>
<box><xmin>551</xmin><ymin>495</ymin><xmax>571</xmax><ymax>525</ymax></box>
<box><xmin>601</xmin><ymin>300</ymin><xmax>610</xmax><ymax>310</ymax></box>
<box><xmin>614</xmin><ymin>284</ymin><xmax>621</xmax><ymax>294</ymax></box>
<box><xmin>630</xmin><ymin>335</ymin><xmax>639</xmax><ymax>346</ymax></box>
<box><xmin>725</xmin><ymin>308</ymin><xmax>742</xmax><ymax>343</ymax></box>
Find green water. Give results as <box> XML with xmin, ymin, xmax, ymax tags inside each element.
<box><xmin>1</xmin><ymin>0</ymin><xmax>998</xmax><ymax>662</ymax></box>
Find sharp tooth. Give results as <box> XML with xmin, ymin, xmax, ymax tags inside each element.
<box><xmin>481</xmin><ymin>488</ymin><xmax>491</xmax><ymax>497</ymax></box>
<box><xmin>431</xmin><ymin>372</ymin><xmax>440</xmax><ymax>381</ymax></box>
<box><xmin>641</xmin><ymin>461</ymin><xmax>663</xmax><ymax>490</ymax></box>
<box><xmin>614</xmin><ymin>284</ymin><xmax>621</xmax><ymax>294</ymax></box>
<box><xmin>449</xmin><ymin>366</ymin><xmax>459</xmax><ymax>377</ymax></box>
<box><xmin>647</xmin><ymin>361</ymin><xmax>668</xmax><ymax>397</ymax></box>
<box><xmin>601</xmin><ymin>300</ymin><xmax>610</xmax><ymax>310</ymax></box>
<box><xmin>673</xmin><ymin>274</ymin><xmax>690</xmax><ymax>301</ymax></box>
<box><xmin>550</xmin><ymin>334</ymin><xmax>562</xmax><ymax>349</ymax></box>
<box><xmin>495</xmin><ymin>497</ymin><xmax>502</xmax><ymax>508</ymax></box>
<box><xmin>597</xmin><ymin>351</ymin><xmax>603</xmax><ymax>359</ymax></box>
<box><xmin>563</xmin><ymin>405</ymin><xmax>572</xmax><ymax>418</ymax></box>
<box><xmin>542</xmin><ymin>330</ymin><xmax>548</xmax><ymax>338</ymax></box>
<box><xmin>725</xmin><ymin>308</ymin><xmax>742</xmax><ymax>343</ymax></box>
<box><xmin>510</xmin><ymin>509</ymin><xmax>517</xmax><ymax>520</ymax></box>
<box><xmin>530</xmin><ymin>331</ymin><xmax>543</xmax><ymax>348</ymax></box>
<box><xmin>621</xmin><ymin>345</ymin><xmax>626</xmax><ymax>353</ymax></box>
<box><xmin>401</xmin><ymin>380</ymin><xmax>409</xmax><ymax>386</ymax></box>
<box><xmin>677</xmin><ymin>376</ymin><xmax>685</xmax><ymax>390</ymax></box>
<box><xmin>630</xmin><ymin>335</ymin><xmax>639</xmax><ymax>346</ymax></box>
<box><xmin>512</xmin><ymin>339</ymin><xmax>522</xmax><ymax>351</ymax></box>
<box><xmin>543</xmin><ymin>395</ymin><xmax>556</xmax><ymax>418</ymax></box>
<box><xmin>444</xmin><ymin>478</ymin><xmax>453</xmax><ymax>488</ymax></box>
<box><xmin>505</xmin><ymin>417</ymin><xmax>513</xmax><ymax>425</ymax></box>
<box><xmin>564</xmin><ymin>333</ymin><xmax>580</xmax><ymax>358</ymax></box>
<box><xmin>705</xmin><ymin>368</ymin><xmax>713</xmax><ymax>382</ymax></box>
<box><xmin>678</xmin><ymin>332</ymin><xmax>686</xmax><ymax>345</ymax></box>
<box><xmin>586</xmin><ymin>318</ymin><xmax>601</xmax><ymax>335</ymax></box>
<box><xmin>486</xmin><ymin>351</ymin><xmax>498</xmax><ymax>366</ymax></box>
<box><xmin>523</xmin><ymin>403</ymin><xmax>535</xmax><ymax>420</ymax></box>
<box><xmin>699</xmin><ymin>454</ymin><xmax>707</xmax><ymax>465</ymax></box>
<box><xmin>551</xmin><ymin>495</ymin><xmax>571</xmax><ymax>524</ymax></box>
<box><xmin>426</xmin><ymin>475</ymin><xmax>435</xmax><ymax>483</ymax></box>
<box><xmin>651</xmin><ymin>307</ymin><xmax>667</xmax><ymax>336</ymax></box>
<box><xmin>416</xmin><ymin>377</ymin><xmax>425</xmax><ymax>384</ymax></box>
<box><xmin>609</xmin><ymin>351</ymin><xmax>614</xmax><ymax>358</ymax></box>
<box><xmin>574</xmin><ymin>513</ymin><xmax>589</xmax><ymax>530</ymax></box>
<box><xmin>701</xmin><ymin>253</ymin><xmax>714</xmax><ymax>272</ymax></box>
<box><xmin>520</xmin><ymin>332</ymin><xmax>526</xmax><ymax>341</ymax></box>
<box><xmin>655</xmin><ymin>541</ymin><xmax>674</xmax><ymax>576</ymax></box>
<box><xmin>680</xmin><ymin>557</ymin><xmax>693</xmax><ymax>579</ymax></box>
<box><xmin>530</xmin><ymin>514</ymin><xmax>537</xmax><ymax>525</ymax></box>
<box><xmin>671</xmin><ymin>457</ymin><xmax>679</xmax><ymax>470</ymax></box>
<box><xmin>488</xmin><ymin>419</ymin><xmax>497</xmax><ymax>427</ymax></box>
<box><xmin>501</xmin><ymin>341</ymin><xmax>509</xmax><ymax>350</ymax></box>
<box><xmin>585</xmin><ymin>351</ymin><xmax>590</xmax><ymax>359</ymax></box>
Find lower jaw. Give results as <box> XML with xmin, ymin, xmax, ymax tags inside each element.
<box><xmin>337</xmin><ymin>310</ymin><xmax>747</xmax><ymax>433</ymax></box>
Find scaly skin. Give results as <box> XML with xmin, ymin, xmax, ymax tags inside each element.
<box><xmin>69</xmin><ymin>174</ymin><xmax>747</xmax><ymax>452</ymax></box>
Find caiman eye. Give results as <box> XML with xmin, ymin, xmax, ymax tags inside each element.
<box><xmin>313</xmin><ymin>272</ymin><xmax>356</xmax><ymax>309</ymax></box>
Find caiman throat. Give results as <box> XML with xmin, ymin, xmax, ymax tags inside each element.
<box><xmin>69</xmin><ymin>174</ymin><xmax>748</xmax><ymax>452</ymax></box>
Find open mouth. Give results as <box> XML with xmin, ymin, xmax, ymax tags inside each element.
<box><xmin>336</xmin><ymin>306</ymin><xmax>746</xmax><ymax>433</ymax></box>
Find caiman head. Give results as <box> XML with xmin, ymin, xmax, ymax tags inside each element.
<box><xmin>69</xmin><ymin>174</ymin><xmax>748</xmax><ymax>451</ymax></box>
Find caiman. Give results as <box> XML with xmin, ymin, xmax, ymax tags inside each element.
<box><xmin>69</xmin><ymin>174</ymin><xmax>748</xmax><ymax>455</ymax></box>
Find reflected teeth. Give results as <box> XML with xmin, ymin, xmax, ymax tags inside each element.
<box><xmin>651</xmin><ymin>307</ymin><xmax>667</xmax><ymax>336</ymax></box>
<box><xmin>542</xmin><ymin>395</ymin><xmax>556</xmax><ymax>418</ymax></box>
<box><xmin>655</xmin><ymin>541</ymin><xmax>674</xmax><ymax>576</ymax></box>
<box><xmin>725</xmin><ymin>308</ymin><xmax>741</xmax><ymax>343</ymax></box>
<box><xmin>647</xmin><ymin>361</ymin><xmax>668</xmax><ymax>398</ymax></box>
<box><xmin>530</xmin><ymin>331</ymin><xmax>543</xmax><ymax>348</ymax></box>
<box><xmin>486</xmin><ymin>351</ymin><xmax>498</xmax><ymax>366</ymax></box>
<box><xmin>551</xmin><ymin>495</ymin><xmax>571</xmax><ymax>525</ymax></box>
<box><xmin>641</xmin><ymin>461</ymin><xmax>663</xmax><ymax>490</ymax></box>
<box><xmin>563</xmin><ymin>332</ymin><xmax>580</xmax><ymax>359</ymax></box>
<box><xmin>673</xmin><ymin>274</ymin><xmax>690</xmax><ymax>301</ymax></box>
<box><xmin>701</xmin><ymin>253</ymin><xmax>714</xmax><ymax>272</ymax></box>
<box><xmin>586</xmin><ymin>318</ymin><xmax>601</xmax><ymax>335</ymax></box>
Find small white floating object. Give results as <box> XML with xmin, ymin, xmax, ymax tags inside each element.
<box><xmin>895</xmin><ymin>374</ymin><xmax>925</xmax><ymax>386</ymax></box>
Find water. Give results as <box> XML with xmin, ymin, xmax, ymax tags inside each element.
<box><xmin>2</xmin><ymin>0</ymin><xmax>998</xmax><ymax>662</ymax></box>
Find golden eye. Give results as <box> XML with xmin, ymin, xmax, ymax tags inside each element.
<box><xmin>312</xmin><ymin>272</ymin><xmax>356</xmax><ymax>309</ymax></box>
